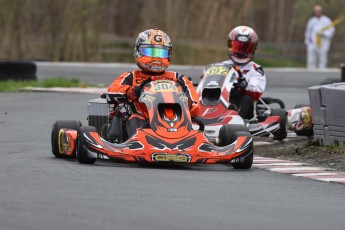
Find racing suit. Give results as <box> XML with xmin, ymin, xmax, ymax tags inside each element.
<box><xmin>223</xmin><ymin>60</ymin><xmax>266</xmax><ymax>119</ymax></box>
<box><xmin>107</xmin><ymin>70</ymin><xmax>200</xmax><ymax>138</ymax></box>
<box><xmin>305</xmin><ymin>15</ymin><xmax>335</xmax><ymax>68</ymax></box>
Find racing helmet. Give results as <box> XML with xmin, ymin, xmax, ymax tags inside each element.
<box><xmin>227</xmin><ymin>26</ymin><xmax>258</xmax><ymax>64</ymax></box>
<box><xmin>134</xmin><ymin>28</ymin><xmax>172</xmax><ymax>73</ymax></box>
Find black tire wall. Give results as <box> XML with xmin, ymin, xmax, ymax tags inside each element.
<box><xmin>0</xmin><ymin>61</ymin><xmax>37</xmax><ymax>80</ymax></box>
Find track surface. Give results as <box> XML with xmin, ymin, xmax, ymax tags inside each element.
<box><xmin>1</xmin><ymin>92</ymin><xmax>345</xmax><ymax>230</ymax></box>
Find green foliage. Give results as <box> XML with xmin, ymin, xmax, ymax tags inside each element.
<box><xmin>0</xmin><ymin>77</ymin><xmax>88</xmax><ymax>92</ymax></box>
<box><xmin>255</xmin><ymin>58</ymin><xmax>305</xmax><ymax>68</ymax></box>
<box><xmin>0</xmin><ymin>0</ymin><xmax>344</xmax><ymax>66</ymax></box>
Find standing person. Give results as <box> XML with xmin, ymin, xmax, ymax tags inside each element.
<box><xmin>107</xmin><ymin>28</ymin><xmax>200</xmax><ymax>140</ymax></box>
<box><xmin>223</xmin><ymin>26</ymin><xmax>266</xmax><ymax>119</ymax></box>
<box><xmin>305</xmin><ymin>5</ymin><xmax>335</xmax><ymax>69</ymax></box>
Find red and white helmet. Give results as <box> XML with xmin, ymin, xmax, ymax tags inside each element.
<box><xmin>227</xmin><ymin>26</ymin><xmax>258</xmax><ymax>64</ymax></box>
<box><xmin>134</xmin><ymin>28</ymin><xmax>172</xmax><ymax>73</ymax></box>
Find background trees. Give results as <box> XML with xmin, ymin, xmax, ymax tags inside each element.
<box><xmin>0</xmin><ymin>0</ymin><xmax>343</xmax><ymax>66</ymax></box>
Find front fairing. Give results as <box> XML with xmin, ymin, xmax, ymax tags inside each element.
<box><xmin>197</xmin><ymin>63</ymin><xmax>239</xmax><ymax>122</ymax></box>
<box><xmin>139</xmin><ymin>80</ymin><xmax>193</xmax><ymax>138</ymax></box>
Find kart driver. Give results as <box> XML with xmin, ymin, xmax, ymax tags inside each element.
<box><xmin>107</xmin><ymin>28</ymin><xmax>200</xmax><ymax>140</ymax></box>
<box><xmin>223</xmin><ymin>26</ymin><xmax>266</xmax><ymax>119</ymax></box>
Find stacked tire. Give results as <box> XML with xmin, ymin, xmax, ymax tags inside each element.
<box><xmin>0</xmin><ymin>61</ymin><xmax>37</xmax><ymax>81</ymax></box>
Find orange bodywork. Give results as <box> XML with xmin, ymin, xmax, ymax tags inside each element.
<box><xmin>64</xmin><ymin>128</ymin><xmax>252</xmax><ymax>164</ymax></box>
<box><xmin>62</xmin><ymin>80</ymin><xmax>253</xmax><ymax>164</ymax></box>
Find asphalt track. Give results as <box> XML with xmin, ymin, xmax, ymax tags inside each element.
<box><xmin>1</xmin><ymin>63</ymin><xmax>345</xmax><ymax>230</ymax></box>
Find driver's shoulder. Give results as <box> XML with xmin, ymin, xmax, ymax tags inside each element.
<box><xmin>164</xmin><ymin>71</ymin><xmax>183</xmax><ymax>78</ymax></box>
<box><xmin>248</xmin><ymin>62</ymin><xmax>265</xmax><ymax>76</ymax></box>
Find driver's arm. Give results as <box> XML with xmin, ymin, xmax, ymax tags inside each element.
<box><xmin>107</xmin><ymin>72</ymin><xmax>133</xmax><ymax>95</ymax></box>
<box><xmin>244</xmin><ymin>65</ymin><xmax>266</xmax><ymax>101</ymax></box>
<box><xmin>177</xmin><ymin>74</ymin><xmax>200</xmax><ymax>117</ymax></box>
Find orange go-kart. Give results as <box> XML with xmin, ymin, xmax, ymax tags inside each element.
<box><xmin>51</xmin><ymin>79</ymin><xmax>254</xmax><ymax>169</ymax></box>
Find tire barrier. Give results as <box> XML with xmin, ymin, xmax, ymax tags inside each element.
<box><xmin>0</xmin><ymin>61</ymin><xmax>37</xmax><ymax>81</ymax></box>
<box><xmin>309</xmin><ymin>83</ymin><xmax>345</xmax><ymax>146</ymax></box>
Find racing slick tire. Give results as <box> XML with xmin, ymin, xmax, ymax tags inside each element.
<box><xmin>260</xmin><ymin>97</ymin><xmax>285</xmax><ymax>109</ymax></box>
<box><xmin>218</xmin><ymin>124</ymin><xmax>249</xmax><ymax>146</ymax></box>
<box><xmin>0</xmin><ymin>61</ymin><xmax>37</xmax><ymax>80</ymax></box>
<box><xmin>293</xmin><ymin>104</ymin><xmax>314</xmax><ymax>136</ymax></box>
<box><xmin>219</xmin><ymin>125</ymin><xmax>253</xmax><ymax>169</ymax></box>
<box><xmin>51</xmin><ymin>120</ymin><xmax>82</xmax><ymax>159</ymax></box>
<box><xmin>76</xmin><ymin>126</ymin><xmax>97</xmax><ymax>164</ymax></box>
<box><xmin>271</xmin><ymin>108</ymin><xmax>288</xmax><ymax>140</ymax></box>
<box><xmin>230</xmin><ymin>131</ymin><xmax>253</xmax><ymax>169</ymax></box>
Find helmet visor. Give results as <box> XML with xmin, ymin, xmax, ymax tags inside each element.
<box><xmin>228</xmin><ymin>40</ymin><xmax>256</xmax><ymax>55</ymax></box>
<box><xmin>140</xmin><ymin>47</ymin><xmax>170</xmax><ymax>58</ymax></box>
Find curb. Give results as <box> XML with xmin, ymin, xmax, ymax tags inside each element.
<box><xmin>253</xmin><ymin>156</ymin><xmax>345</xmax><ymax>185</ymax></box>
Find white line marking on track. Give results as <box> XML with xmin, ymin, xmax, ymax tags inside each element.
<box><xmin>269</xmin><ymin>167</ymin><xmax>324</xmax><ymax>171</ymax></box>
<box><xmin>316</xmin><ymin>178</ymin><xmax>345</xmax><ymax>182</ymax></box>
<box><xmin>253</xmin><ymin>163</ymin><xmax>304</xmax><ymax>166</ymax></box>
<box><xmin>292</xmin><ymin>172</ymin><xmax>338</xmax><ymax>177</ymax></box>
<box><xmin>253</xmin><ymin>159</ymin><xmax>289</xmax><ymax>162</ymax></box>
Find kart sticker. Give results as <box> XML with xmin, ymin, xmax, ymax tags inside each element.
<box><xmin>151</xmin><ymin>153</ymin><xmax>191</xmax><ymax>162</ymax></box>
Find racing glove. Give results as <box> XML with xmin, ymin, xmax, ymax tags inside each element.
<box><xmin>236</xmin><ymin>77</ymin><xmax>248</xmax><ymax>89</ymax></box>
<box><xmin>234</xmin><ymin>66</ymin><xmax>248</xmax><ymax>89</ymax></box>
<box><xmin>126</xmin><ymin>86</ymin><xmax>141</xmax><ymax>101</ymax></box>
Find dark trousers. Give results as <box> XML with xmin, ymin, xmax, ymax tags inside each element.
<box><xmin>230</xmin><ymin>94</ymin><xmax>254</xmax><ymax>119</ymax></box>
<box><xmin>126</xmin><ymin>114</ymin><xmax>147</xmax><ymax>138</ymax></box>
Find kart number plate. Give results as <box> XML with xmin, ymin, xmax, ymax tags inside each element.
<box><xmin>204</xmin><ymin>66</ymin><xmax>228</xmax><ymax>77</ymax></box>
<box><xmin>152</xmin><ymin>83</ymin><xmax>178</xmax><ymax>93</ymax></box>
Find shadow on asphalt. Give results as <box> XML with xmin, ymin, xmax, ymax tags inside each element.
<box><xmin>47</xmin><ymin>156</ymin><xmax>253</xmax><ymax>172</ymax></box>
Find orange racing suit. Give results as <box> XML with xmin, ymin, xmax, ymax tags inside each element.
<box><xmin>107</xmin><ymin>70</ymin><xmax>200</xmax><ymax>137</ymax></box>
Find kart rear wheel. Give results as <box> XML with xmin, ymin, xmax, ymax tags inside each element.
<box><xmin>218</xmin><ymin>124</ymin><xmax>249</xmax><ymax>146</ymax></box>
<box><xmin>260</xmin><ymin>97</ymin><xmax>285</xmax><ymax>109</ymax></box>
<box><xmin>76</xmin><ymin>126</ymin><xmax>97</xmax><ymax>164</ymax></box>
<box><xmin>51</xmin><ymin>120</ymin><xmax>82</xmax><ymax>159</ymax></box>
<box><xmin>271</xmin><ymin>108</ymin><xmax>288</xmax><ymax>140</ymax></box>
<box><xmin>293</xmin><ymin>104</ymin><xmax>314</xmax><ymax>136</ymax></box>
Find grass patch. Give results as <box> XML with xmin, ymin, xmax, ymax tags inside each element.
<box><xmin>0</xmin><ymin>77</ymin><xmax>92</xmax><ymax>92</ymax></box>
<box><xmin>256</xmin><ymin>58</ymin><xmax>305</xmax><ymax>67</ymax></box>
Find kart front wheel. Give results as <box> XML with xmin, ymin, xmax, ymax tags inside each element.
<box><xmin>271</xmin><ymin>108</ymin><xmax>288</xmax><ymax>140</ymax></box>
<box><xmin>219</xmin><ymin>125</ymin><xmax>253</xmax><ymax>169</ymax></box>
<box><xmin>76</xmin><ymin>126</ymin><xmax>97</xmax><ymax>164</ymax></box>
<box><xmin>51</xmin><ymin>120</ymin><xmax>82</xmax><ymax>159</ymax></box>
<box><xmin>231</xmin><ymin>131</ymin><xmax>254</xmax><ymax>169</ymax></box>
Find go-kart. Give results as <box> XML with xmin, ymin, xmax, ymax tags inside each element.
<box><xmin>51</xmin><ymin>79</ymin><xmax>254</xmax><ymax>169</ymax></box>
<box><xmin>196</xmin><ymin>63</ymin><xmax>288</xmax><ymax>144</ymax></box>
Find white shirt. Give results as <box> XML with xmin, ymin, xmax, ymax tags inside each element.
<box><xmin>223</xmin><ymin>60</ymin><xmax>266</xmax><ymax>101</ymax></box>
<box><xmin>305</xmin><ymin>15</ymin><xmax>335</xmax><ymax>51</ymax></box>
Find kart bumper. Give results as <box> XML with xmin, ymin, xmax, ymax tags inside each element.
<box><xmin>77</xmin><ymin>128</ymin><xmax>253</xmax><ymax>164</ymax></box>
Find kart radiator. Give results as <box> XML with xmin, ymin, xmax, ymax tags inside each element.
<box><xmin>88</xmin><ymin>98</ymin><xmax>108</xmax><ymax>135</ymax></box>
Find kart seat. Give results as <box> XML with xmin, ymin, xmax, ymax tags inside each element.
<box><xmin>201</xmin><ymin>88</ymin><xmax>221</xmax><ymax>105</ymax></box>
